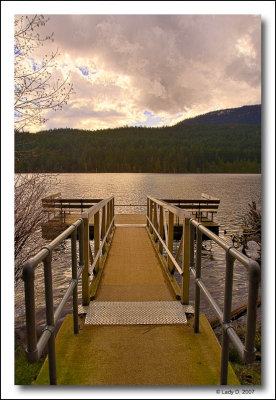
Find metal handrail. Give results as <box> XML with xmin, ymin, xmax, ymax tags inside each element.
<box><xmin>81</xmin><ymin>197</ymin><xmax>115</xmax><ymax>303</ymax></box>
<box><xmin>22</xmin><ymin>219</ymin><xmax>84</xmax><ymax>385</ymax></box>
<box><xmin>82</xmin><ymin>196</ymin><xmax>113</xmax><ymax>217</ymax></box>
<box><xmin>147</xmin><ymin>196</ymin><xmax>261</xmax><ymax>385</ymax></box>
<box><xmin>22</xmin><ymin>196</ymin><xmax>115</xmax><ymax>384</ymax></box>
<box><xmin>146</xmin><ymin>216</ymin><xmax>183</xmax><ymax>276</ymax></box>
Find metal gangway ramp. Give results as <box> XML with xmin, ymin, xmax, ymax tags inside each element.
<box><xmin>22</xmin><ymin>196</ymin><xmax>260</xmax><ymax>385</ymax></box>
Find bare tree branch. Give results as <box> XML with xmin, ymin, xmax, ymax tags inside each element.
<box><xmin>14</xmin><ymin>14</ymin><xmax>74</xmax><ymax>131</ymax></box>
<box><xmin>14</xmin><ymin>174</ymin><xmax>58</xmax><ymax>283</ymax></box>
<box><xmin>14</xmin><ymin>16</ymin><xmax>71</xmax><ymax>282</ymax></box>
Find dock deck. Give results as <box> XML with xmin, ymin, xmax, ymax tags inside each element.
<box><xmin>35</xmin><ymin>219</ymin><xmax>239</xmax><ymax>385</ymax></box>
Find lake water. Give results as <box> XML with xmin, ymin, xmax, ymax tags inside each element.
<box><xmin>15</xmin><ymin>173</ymin><xmax>261</xmax><ymax>330</ymax></box>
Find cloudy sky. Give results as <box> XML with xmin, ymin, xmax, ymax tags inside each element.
<box><xmin>16</xmin><ymin>14</ymin><xmax>261</xmax><ymax>132</ymax></box>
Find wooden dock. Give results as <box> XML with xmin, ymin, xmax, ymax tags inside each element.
<box><xmin>35</xmin><ymin>219</ymin><xmax>239</xmax><ymax>385</ymax></box>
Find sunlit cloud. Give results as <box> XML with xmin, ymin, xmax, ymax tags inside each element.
<box><xmin>20</xmin><ymin>14</ymin><xmax>261</xmax><ymax>132</ymax></box>
<box><xmin>236</xmin><ymin>35</ymin><xmax>257</xmax><ymax>59</ymax></box>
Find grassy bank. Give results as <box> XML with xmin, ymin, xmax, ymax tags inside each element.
<box><xmin>15</xmin><ymin>345</ymin><xmax>45</xmax><ymax>385</ymax></box>
<box><xmin>229</xmin><ymin>324</ymin><xmax>261</xmax><ymax>385</ymax></box>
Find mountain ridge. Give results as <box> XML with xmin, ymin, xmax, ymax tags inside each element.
<box><xmin>177</xmin><ymin>104</ymin><xmax>261</xmax><ymax>126</ymax></box>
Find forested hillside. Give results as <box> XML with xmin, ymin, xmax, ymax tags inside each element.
<box><xmin>15</xmin><ymin>124</ymin><xmax>261</xmax><ymax>173</ymax></box>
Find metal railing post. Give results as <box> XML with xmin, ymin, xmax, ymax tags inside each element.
<box><xmin>71</xmin><ymin>229</ymin><xmax>79</xmax><ymax>334</ymax></box>
<box><xmin>43</xmin><ymin>251</ymin><xmax>56</xmax><ymax>385</ymax></box>
<box><xmin>181</xmin><ymin>217</ymin><xmax>190</xmax><ymax>304</ymax></box>
<box><xmin>220</xmin><ymin>251</ymin><xmax>235</xmax><ymax>385</ymax></box>
<box><xmin>147</xmin><ymin>197</ymin><xmax>149</xmax><ymax>227</ymax></box>
<box><xmin>94</xmin><ymin>211</ymin><xmax>100</xmax><ymax>274</ymax></box>
<box><xmin>244</xmin><ymin>261</ymin><xmax>260</xmax><ymax>362</ymax></box>
<box><xmin>108</xmin><ymin>200</ymin><xmax>112</xmax><ymax>226</ymax></box>
<box><xmin>78</xmin><ymin>220</ymin><xmax>84</xmax><ymax>267</ymax></box>
<box><xmin>159</xmin><ymin>205</ymin><xmax>164</xmax><ymax>254</ymax></box>
<box><xmin>106</xmin><ymin>201</ymin><xmax>111</xmax><ymax>241</ymax></box>
<box><xmin>101</xmin><ymin>206</ymin><xmax>106</xmax><ymax>253</ymax></box>
<box><xmin>153</xmin><ymin>202</ymin><xmax>158</xmax><ymax>241</ymax></box>
<box><xmin>149</xmin><ymin>200</ymin><xmax>153</xmax><ymax>233</ymax></box>
<box><xmin>82</xmin><ymin>214</ymin><xmax>90</xmax><ymax>305</ymax></box>
<box><xmin>189</xmin><ymin>222</ymin><xmax>195</xmax><ymax>269</ymax></box>
<box><xmin>168</xmin><ymin>211</ymin><xmax>174</xmax><ymax>273</ymax></box>
<box><xmin>22</xmin><ymin>261</ymin><xmax>38</xmax><ymax>362</ymax></box>
<box><xmin>111</xmin><ymin>197</ymin><xmax>115</xmax><ymax>226</ymax></box>
<box><xmin>194</xmin><ymin>227</ymin><xmax>202</xmax><ymax>333</ymax></box>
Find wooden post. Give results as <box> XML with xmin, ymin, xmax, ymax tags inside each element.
<box><xmin>82</xmin><ymin>215</ymin><xmax>90</xmax><ymax>305</ymax></box>
<box><xmin>168</xmin><ymin>211</ymin><xmax>174</xmax><ymax>273</ymax></box>
<box><xmin>181</xmin><ymin>217</ymin><xmax>190</xmax><ymax>304</ymax></box>
<box><xmin>159</xmin><ymin>205</ymin><xmax>164</xmax><ymax>254</ymax></box>
<box><xmin>94</xmin><ymin>211</ymin><xmax>100</xmax><ymax>274</ymax></box>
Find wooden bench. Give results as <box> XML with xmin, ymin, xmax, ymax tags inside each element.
<box><xmin>42</xmin><ymin>196</ymin><xmax>103</xmax><ymax>221</ymax></box>
<box><xmin>162</xmin><ymin>193</ymin><xmax>220</xmax><ymax>222</ymax></box>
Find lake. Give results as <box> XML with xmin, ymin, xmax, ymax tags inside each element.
<box><xmin>15</xmin><ymin>173</ymin><xmax>261</xmax><ymax>330</ymax></box>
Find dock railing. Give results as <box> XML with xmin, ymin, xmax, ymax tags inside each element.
<box><xmin>147</xmin><ymin>195</ymin><xmax>192</xmax><ymax>304</ymax></box>
<box><xmin>22</xmin><ymin>196</ymin><xmax>114</xmax><ymax>384</ymax></box>
<box><xmin>147</xmin><ymin>196</ymin><xmax>261</xmax><ymax>385</ymax></box>
<box><xmin>81</xmin><ymin>196</ymin><xmax>115</xmax><ymax>304</ymax></box>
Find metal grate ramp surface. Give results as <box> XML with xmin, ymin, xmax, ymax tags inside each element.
<box><xmin>82</xmin><ymin>301</ymin><xmax>194</xmax><ymax>325</ymax></box>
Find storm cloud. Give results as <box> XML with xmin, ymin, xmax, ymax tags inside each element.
<box><xmin>27</xmin><ymin>14</ymin><xmax>261</xmax><ymax>131</ymax></box>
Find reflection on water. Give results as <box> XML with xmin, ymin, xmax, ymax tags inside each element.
<box><xmin>15</xmin><ymin>173</ymin><xmax>261</xmax><ymax>328</ymax></box>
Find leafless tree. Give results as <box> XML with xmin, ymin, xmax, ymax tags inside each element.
<box><xmin>14</xmin><ymin>14</ymin><xmax>74</xmax><ymax>131</ymax></box>
<box><xmin>14</xmin><ymin>16</ymin><xmax>72</xmax><ymax>282</ymax></box>
<box><xmin>14</xmin><ymin>174</ymin><xmax>58</xmax><ymax>283</ymax></box>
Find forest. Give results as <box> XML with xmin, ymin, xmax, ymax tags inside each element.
<box><xmin>15</xmin><ymin>124</ymin><xmax>261</xmax><ymax>173</ymax></box>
